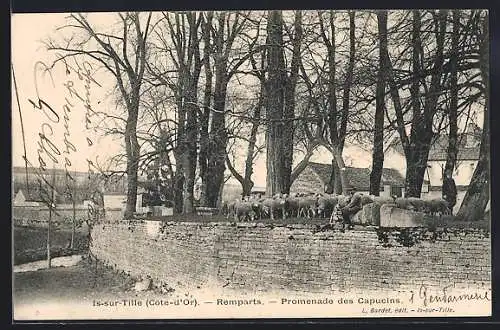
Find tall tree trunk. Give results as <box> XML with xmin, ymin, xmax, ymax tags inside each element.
<box><xmin>281</xmin><ymin>11</ymin><xmax>302</xmax><ymax>194</ymax></box>
<box><xmin>370</xmin><ymin>10</ymin><xmax>387</xmax><ymax>196</ymax></box>
<box><xmin>322</xmin><ymin>11</ymin><xmax>351</xmax><ymax>195</ymax></box>
<box><xmin>265</xmin><ymin>10</ymin><xmax>287</xmax><ymax>196</ymax></box>
<box><xmin>182</xmin><ymin>93</ymin><xmax>198</xmax><ymax>214</ymax></box>
<box><xmin>442</xmin><ymin>10</ymin><xmax>460</xmax><ymax>211</ymax></box>
<box><xmin>203</xmin><ymin>13</ymin><xmax>231</xmax><ymax>207</ymax></box>
<box><xmin>173</xmin><ymin>159</ymin><xmax>184</xmax><ymax>214</ymax></box>
<box><xmin>173</xmin><ymin>96</ymin><xmax>186</xmax><ymax>214</ymax></box>
<box><xmin>404</xmin><ymin>10</ymin><xmax>425</xmax><ymax>198</ymax></box>
<box><xmin>339</xmin><ymin>11</ymin><xmax>355</xmax><ymax>151</ymax></box>
<box><xmin>124</xmin><ymin>99</ymin><xmax>140</xmax><ymax>219</ymax></box>
<box><xmin>404</xmin><ymin>10</ymin><xmax>447</xmax><ymax>197</ymax></box>
<box><xmin>205</xmin><ymin>73</ymin><xmax>228</xmax><ymax>207</ymax></box>
<box><xmin>181</xmin><ymin>12</ymin><xmax>202</xmax><ymax>213</ymax></box>
<box><xmin>199</xmin><ymin>12</ymin><xmax>213</xmax><ymax>206</ymax></box>
<box><xmin>457</xmin><ymin>12</ymin><xmax>489</xmax><ymax>221</ymax></box>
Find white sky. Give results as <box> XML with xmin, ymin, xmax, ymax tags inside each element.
<box><xmin>11</xmin><ymin>13</ymin><xmax>124</xmax><ymax>174</ymax></box>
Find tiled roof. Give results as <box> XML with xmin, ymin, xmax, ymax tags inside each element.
<box><xmin>428</xmin><ymin>148</ymin><xmax>480</xmax><ymax>161</ymax></box>
<box><xmin>387</xmin><ymin>131</ymin><xmax>481</xmax><ymax>161</ymax></box>
<box><xmin>308</xmin><ymin>162</ymin><xmax>405</xmax><ymax>191</ymax></box>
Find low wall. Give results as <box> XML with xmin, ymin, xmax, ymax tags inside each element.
<box><xmin>90</xmin><ymin>220</ymin><xmax>490</xmax><ymax>295</ymax></box>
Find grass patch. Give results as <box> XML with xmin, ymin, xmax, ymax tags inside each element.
<box><xmin>13</xmin><ymin>225</ymin><xmax>89</xmax><ymax>265</ymax></box>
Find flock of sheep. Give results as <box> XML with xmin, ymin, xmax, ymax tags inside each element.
<box><xmin>221</xmin><ymin>192</ymin><xmax>451</xmax><ymax>223</ymax></box>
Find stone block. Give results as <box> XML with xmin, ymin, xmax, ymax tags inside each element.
<box><xmin>380</xmin><ymin>203</ymin><xmax>430</xmax><ymax>228</ymax></box>
<box><xmin>145</xmin><ymin>220</ymin><xmax>161</xmax><ymax>238</ymax></box>
<box><xmin>351</xmin><ymin>203</ymin><xmax>382</xmax><ymax>226</ymax></box>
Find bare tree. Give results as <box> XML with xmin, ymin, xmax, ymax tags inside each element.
<box><xmin>457</xmin><ymin>12</ymin><xmax>489</xmax><ymax>221</ymax></box>
<box><xmin>383</xmin><ymin>10</ymin><xmax>448</xmax><ymax>197</ymax></box>
<box><xmin>265</xmin><ymin>10</ymin><xmax>303</xmax><ymax>196</ymax></box>
<box><xmin>442</xmin><ymin>10</ymin><xmax>460</xmax><ymax>210</ymax></box>
<box><xmin>198</xmin><ymin>11</ymin><xmax>214</xmax><ymax>206</ymax></box>
<box><xmin>314</xmin><ymin>10</ymin><xmax>355</xmax><ymax>194</ymax></box>
<box><xmin>199</xmin><ymin>12</ymin><xmax>262</xmax><ymax>206</ymax></box>
<box><xmin>46</xmin><ymin>12</ymin><xmax>153</xmax><ymax>218</ymax></box>
<box><xmin>225</xmin><ymin>52</ymin><xmax>266</xmax><ymax>196</ymax></box>
<box><xmin>148</xmin><ymin>12</ymin><xmax>203</xmax><ymax>213</ymax></box>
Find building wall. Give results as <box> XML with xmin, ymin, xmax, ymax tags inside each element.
<box><xmin>103</xmin><ymin>195</ymin><xmax>127</xmax><ymax>210</ymax></box>
<box><xmin>91</xmin><ymin>221</ymin><xmax>490</xmax><ymax>295</ymax></box>
<box><xmin>421</xmin><ymin>190</ymin><xmax>468</xmax><ymax>214</ymax></box>
<box><xmin>426</xmin><ymin>160</ymin><xmax>478</xmax><ymax>187</ymax></box>
<box><xmin>13</xmin><ymin>205</ymin><xmax>121</xmax><ymax>227</ymax></box>
<box><xmin>383</xmin><ymin>149</ymin><xmax>407</xmax><ymax>178</ymax></box>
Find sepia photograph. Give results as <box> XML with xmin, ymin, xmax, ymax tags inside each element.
<box><xmin>11</xmin><ymin>9</ymin><xmax>491</xmax><ymax>320</ymax></box>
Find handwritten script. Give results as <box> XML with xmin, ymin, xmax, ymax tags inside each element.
<box><xmin>23</xmin><ymin>59</ymin><xmax>103</xmax><ymax>219</ymax></box>
<box><xmin>409</xmin><ymin>284</ymin><xmax>491</xmax><ymax>307</ymax></box>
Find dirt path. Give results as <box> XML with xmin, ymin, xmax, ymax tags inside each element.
<box><xmin>13</xmin><ymin>257</ymin><xmax>168</xmax><ymax>306</ymax></box>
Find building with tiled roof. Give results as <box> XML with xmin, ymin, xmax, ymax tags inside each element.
<box><xmin>382</xmin><ymin>123</ymin><xmax>482</xmax><ymax>212</ymax></box>
<box><xmin>290</xmin><ymin>162</ymin><xmax>406</xmax><ymax>198</ymax></box>
<box><xmin>384</xmin><ymin>122</ymin><xmax>481</xmax><ymax>189</ymax></box>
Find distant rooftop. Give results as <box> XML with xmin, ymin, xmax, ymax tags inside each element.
<box><xmin>307</xmin><ymin>162</ymin><xmax>406</xmax><ymax>191</ymax></box>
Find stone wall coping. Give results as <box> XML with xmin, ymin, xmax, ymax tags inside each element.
<box><xmin>96</xmin><ymin>219</ymin><xmax>490</xmax><ymax>233</ymax></box>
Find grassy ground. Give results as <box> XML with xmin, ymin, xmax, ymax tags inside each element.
<box><xmin>13</xmin><ymin>225</ymin><xmax>89</xmax><ymax>265</ymax></box>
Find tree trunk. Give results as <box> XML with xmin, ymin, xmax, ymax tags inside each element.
<box><xmin>442</xmin><ymin>10</ymin><xmax>460</xmax><ymax>211</ymax></box>
<box><xmin>242</xmin><ymin>180</ymin><xmax>254</xmax><ymax>197</ymax></box>
<box><xmin>182</xmin><ymin>97</ymin><xmax>198</xmax><ymax>214</ymax></box>
<box><xmin>405</xmin><ymin>137</ymin><xmax>432</xmax><ymax>198</ymax></box>
<box><xmin>323</xmin><ymin>12</ymin><xmax>350</xmax><ymax>196</ymax></box>
<box><xmin>198</xmin><ymin>12</ymin><xmax>213</xmax><ymax>206</ymax></box>
<box><xmin>457</xmin><ymin>12</ymin><xmax>489</xmax><ymax>221</ymax></box>
<box><xmin>203</xmin><ymin>13</ymin><xmax>232</xmax><ymax>207</ymax></box>
<box><xmin>173</xmin><ymin>159</ymin><xmax>184</xmax><ymax>214</ymax></box>
<box><xmin>404</xmin><ymin>10</ymin><xmax>447</xmax><ymax>198</ymax></box>
<box><xmin>205</xmin><ymin>73</ymin><xmax>228</xmax><ymax>207</ymax></box>
<box><xmin>327</xmin><ymin>159</ymin><xmax>343</xmax><ymax>194</ymax></box>
<box><xmin>124</xmin><ymin>101</ymin><xmax>140</xmax><ymax>219</ymax></box>
<box><xmin>370</xmin><ymin>10</ymin><xmax>387</xmax><ymax>196</ymax></box>
<box><xmin>333</xmin><ymin>147</ymin><xmax>349</xmax><ymax>194</ymax></box>
<box><xmin>180</xmin><ymin>12</ymin><xmax>202</xmax><ymax>214</ymax></box>
<box><xmin>265</xmin><ymin>10</ymin><xmax>287</xmax><ymax>196</ymax></box>
<box><xmin>281</xmin><ymin>11</ymin><xmax>302</xmax><ymax>194</ymax></box>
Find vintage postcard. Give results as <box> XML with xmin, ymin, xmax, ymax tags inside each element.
<box><xmin>11</xmin><ymin>9</ymin><xmax>491</xmax><ymax>320</ymax></box>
